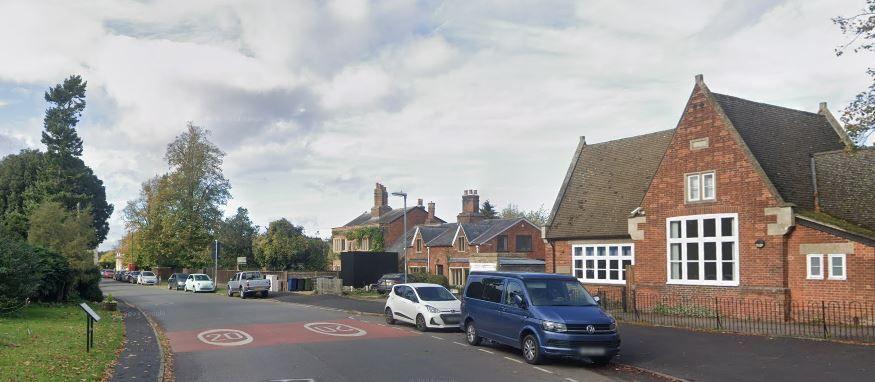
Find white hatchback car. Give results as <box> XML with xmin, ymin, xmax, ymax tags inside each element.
<box><xmin>137</xmin><ymin>271</ymin><xmax>158</xmax><ymax>285</ymax></box>
<box><xmin>185</xmin><ymin>274</ymin><xmax>215</xmax><ymax>293</ymax></box>
<box><xmin>385</xmin><ymin>283</ymin><xmax>461</xmax><ymax>331</ymax></box>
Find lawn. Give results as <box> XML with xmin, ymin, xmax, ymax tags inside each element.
<box><xmin>0</xmin><ymin>303</ymin><xmax>124</xmax><ymax>382</ymax></box>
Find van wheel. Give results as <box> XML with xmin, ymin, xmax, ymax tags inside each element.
<box><xmin>465</xmin><ymin>321</ymin><xmax>482</xmax><ymax>345</ymax></box>
<box><xmin>522</xmin><ymin>335</ymin><xmax>543</xmax><ymax>365</ymax></box>
<box><xmin>385</xmin><ymin>308</ymin><xmax>396</xmax><ymax>325</ymax></box>
<box><xmin>415</xmin><ymin>315</ymin><xmax>428</xmax><ymax>332</ymax></box>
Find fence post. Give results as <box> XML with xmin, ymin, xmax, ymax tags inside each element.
<box><xmin>715</xmin><ymin>296</ymin><xmax>721</xmax><ymax>330</ymax></box>
<box><xmin>621</xmin><ymin>286</ymin><xmax>628</xmax><ymax>313</ymax></box>
<box><xmin>633</xmin><ymin>290</ymin><xmax>640</xmax><ymax>321</ymax></box>
<box><xmin>821</xmin><ymin>300</ymin><xmax>828</xmax><ymax>339</ymax></box>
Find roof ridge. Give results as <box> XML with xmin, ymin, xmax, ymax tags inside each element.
<box><xmin>711</xmin><ymin>92</ymin><xmax>824</xmax><ymax>118</ymax></box>
<box><xmin>585</xmin><ymin>128</ymin><xmax>675</xmax><ymax>147</ymax></box>
<box><xmin>813</xmin><ymin>147</ymin><xmax>875</xmax><ymax>156</ymax></box>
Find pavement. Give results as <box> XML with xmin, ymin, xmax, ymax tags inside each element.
<box><xmin>101</xmin><ymin>280</ymin><xmax>651</xmax><ymax>382</ymax></box>
<box><xmin>111</xmin><ymin>300</ymin><xmax>162</xmax><ymax>381</ymax></box>
<box><xmin>271</xmin><ymin>291</ymin><xmax>875</xmax><ymax>382</ymax></box>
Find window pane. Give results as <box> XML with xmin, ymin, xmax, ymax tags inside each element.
<box><xmin>703</xmin><ymin>173</ymin><xmax>715</xmax><ymax>199</ymax></box>
<box><xmin>515</xmin><ymin>235</ymin><xmax>532</xmax><ymax>251</ymax></box>
<box><xmin>609</xmin><ymin>246</ymin><xmax>618</xmax><ymax>256</ymax></box>
<box><xmin>703</xmin><ymin>219</ymin><xmax>716</xmax><ymax>237</ymax></box>
<box><xmin>574</xmin><ymin>260</ymin><xmax>583</xmax><ymax>269</ymax></box>
<box><xmin>687</xmin><ymin>175</ymin><xmax>700</xmax><ymax>201</ymax></box>
<box><xmin>586</xmin><ymin>269</ymin><xmax>594</xmax><ymax>279</ymax></box>
<box><xmin>597</xmin><ymin>247</ymin><xmax>606</xmax><ymax>256</ymax></box>
<box><xmin>671</xmin><ymin>262</ymin><xmax>682</xmax><ymax>279</ymax></box>
<box><xmin>597</xmin><ymin>260</ymin><xmax>606</xmax><ymax>279</ymax></box>
<box><xmin>586</xmin><ymin>260</ymin><xmax>594</xmax><ymax>270</ymax></box>
<box><xmin>687</xmin><ymin>260</ymin><xmax>700</xmax><ymax>280</ymax></box>
<box><xmin>586</xmin><ymin>247</ymin><xmax>594</xmax><ymax>257</ymax></box>
<box><xmin>687</xmin><ymin>243</ymin><xmax>699</xmax><ymax>260</ymax></box>
<box><xmin>721</xmin><ymin>217</ymin><xmax>734</xmax><ymax>236</ymax></box>
<box><xmin>670</xmin><ymin>221</ymin><xmax>681</xmax><ymax>238</ymax></box>
<box><xmin>704</xmin><ymin>242</ymin><xmax>716</xmax><ymax>260</ymax></box>
<box><xmin>621</xmin><ymin>260</ymin><xmax>632</xmax><ymax>270</ymax></box>
<box><xmin>686</xmin><ymin>220</ymin><xmax>698</xmax><ymax>238</ymax></box>
<box><xmin>831</xmin><ymin>257</ymin><xmax>844</xmax><ymax>277</ymax></box>
<box><xmin>575</xmin><ymin>269</ymin><xmax>583</xmax><ymax>278</ymax></box>
<box><xmin>622</xmin><ymin>246</ymin><xmax>632</xmax><ymax>257</ymax></box>
<box><xmin>809</xmin><ymin>257</ymin><xmax>821</xmax><ymax>275</ymax></box>
<box><xmin>704</xmin><ymin>262</ymin><xmax>717</xmax><ymax>280</ymax></box>
<box><xmin>609</xmin><ymin>270</ymin><xmax>619</xmax><ymax>280</ymax></box>
<box><xmin>609</xmin><ymin>260</ymin><xmax>619</xmax><ymax>271</ymax></box>
<box><xmin>721</xmin><ymin>242</ymin><xmax>733</xmax><ymax>260</ymax></box>
<box><xmin>670</xmin><ymin>244</ymin><xmax>681</xmax><ymax>261</ymax></box>
<box><xmin>573</xmin><ymin>247</ymin><xmax>582</xmax><ymax>256</ymax></box>
<box><xmin>721</xmin><ymin>262</ymin><xmax>733</xmax><ymax>281</ymax></box>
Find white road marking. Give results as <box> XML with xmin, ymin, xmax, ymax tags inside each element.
<box><xmin>196</xmin><ymin>329</ymin><xmax>253</xmax><ymax>347</ymax></box>
<box><xmin>477</xmin><ymin>349</ymin><xmax>494</xmax><ymax>354</ymax></box>
<box><xmin>503</xmin><ymin>356</ymin><xmax>523</xmax><ymax>364</ymax></box>
<box><xmin>430</xmin><ymin>335</ymin><xmax>445</xmax><ymax>340</ymax></box>
<box><xmin>303</xmin><ymin>322</ymin><xmax>367</xmax><ymax>337</ymax></box>
<box><xmin>452</xmin><ymin>341</ymin><xmax>468</xmax><ymax>347</ymax></box>
<box><xmin>533</xmin><ymin>366</ymin><xmax>553</xmax><ymax>374</ymax></box>
<box><xmin>565</xmin><ymin>378</ymin><xmax>579</xmax><ymax>382</ymax></box>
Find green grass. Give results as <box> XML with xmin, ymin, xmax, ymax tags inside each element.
<box><xmin>343</xmin><ymin>289</ymin><xmax>383</xmax><ymax>298</ymax></box>
<box><xmin>0</xmin><ymin>303</ymin><xmax>124</xmax><ymax>382</ymax></box>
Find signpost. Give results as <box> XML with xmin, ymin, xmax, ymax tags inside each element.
<box><xmin>79</xmin><ymin>303</ymin><xmax>101</xmax><ymax>352</ymax></box>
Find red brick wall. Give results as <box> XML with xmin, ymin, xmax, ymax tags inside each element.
<box><xmin>546</xmin><ymin>240</ymin><xmax>573</xmax><ymax>274</ymax></box>
<box><xmin>787</xmin><ymin>224</ymin><xmax>875</xmax><ymax>305</ymax></box>
<box><xmin>476</xmin><ymin>221</ymin><xmax>545</xmax><ymax>260</ymax></box>
<box><xmin>382</xmin><ymin>208</ymin><xmax>429</xmax><ymax>248</ymax></box>
<box><xmin>634</xmin><ymin>83</ymin><xmax>787</xmax><ymax>304</ymax></box>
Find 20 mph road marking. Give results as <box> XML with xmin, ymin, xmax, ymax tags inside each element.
<box><xmin>303</xmin><ymin>322</ymin><xmax>367</xmax><ymax>337</ymax></box>
<box><xmin>196</xmin><ymin>329</ymin><xmax>254</xmax><ymax>347</ymax></box>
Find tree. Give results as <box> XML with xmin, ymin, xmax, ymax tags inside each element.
<box><xmin>834</xmin><ymin>1</ymin><xmax>875</xmax><ymax>145</ymax></box>
<box><xmin>0</xmin><ymin>149</ymin><xmax>44</xmax><ymax>240</ymax></box>
<box><xmin>41</xmin><ymin>75</ymin><xmax>86</xmax><ymax>158</ymax></box>
<box><xmin>122</xmin><ymin>175</ymin><xmax>175</xmax><ymax>268</ymax></box>
<box><xmin>27</xmin><ymin>201</ymin><xmax>95</xmax><ymax>269</ymax></box>
<box><xmin>217</xmin><ymin>207</ymin><xmax>259</xmax><ymax>268</ymax></box>
<box><xmin>500</xmin><ymin>203</ymin><xmax>549</xmax><ymax>227</ymax></box>
<box><xmin>98</xmin><ymin>251</ymin><xmax>116</xmax><ymax>268</ymax></box>
<box><xmin>481</xmin><ymin>200</ymin><xmax>498</xmax><ymax>219</ymax></box>
<box><xmin>253</xmin><ymin>218</ymin><xmax>308</xmax><ymax>270</ymax></box>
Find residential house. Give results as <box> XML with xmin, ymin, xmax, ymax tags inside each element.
<box><xmin>397</xmin><ymin>189</ymin><xmax>546</xmax><ymax>287</ymax></box>
<box><xmin>546</xmin><ymin>74</ymin><xmax>875</xmax><ymax>307</ymax></box>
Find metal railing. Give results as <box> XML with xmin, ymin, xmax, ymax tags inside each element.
<box><xmin>591</xmin><ymin>288</ymin><xmax>875</xmax><ymax>343</ymax></box>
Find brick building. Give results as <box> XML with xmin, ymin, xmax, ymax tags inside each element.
<box><xmin>395</xmin><ymin>190</ymin><xmax>545</xmax><ymax>287</ymax></box>
<box><xmin>332</xmin><ymin>183</ymin><xmax>444</xmax><ymax>254</ymax></box>
<box><xmin>545</xmin><ymin>75</ymin><xmax>874</xmax><ymax>307</ymax></box>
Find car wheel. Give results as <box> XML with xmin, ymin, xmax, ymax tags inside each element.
<box><xmin>522</xmin><ymin>335</ymin><xmax>543</xmax><ymax>365</ymax></box>
<box><xmin>227</xmin><ymin>287</ymin><xmax>233</xmax><ymax>297</ymax></box>
<box><xmin>261</xmin><ymin>290</ymin><xmax>268</xmax><ymax>298</ymax></box>
<box><xmin>465</xmin><ymin>321</ymin><xmax>482</xmax><ymax>346</ymax></box>
<box><xmin>589</xmin><ymin>356</ymin><xmax>612</xmax><ymax>366</ymax></box>
<box><xmin>240</xmin><ymin>288</ymin><xmax>246</xmax><ymax>299</ymax></box>
<box><xmin>385</xmin><ymin>308</ymin><xmax>396</xmax><ymax>325</ymax></box>
<box><xmin>415</xmin><ymin>314</ymin><xmax>429</xmax><ymax>332</ymax></box>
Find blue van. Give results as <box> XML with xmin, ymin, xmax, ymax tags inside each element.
<box><xmin>459</xmin><ymin>272</ymin><xmax>620</xmax><ymax>365</ymax></box>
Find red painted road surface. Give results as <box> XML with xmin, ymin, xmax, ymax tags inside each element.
<box><xmin>167</xmin><ymin>319</ymin><xmax>418</xmax><ymax>353</ymax></box>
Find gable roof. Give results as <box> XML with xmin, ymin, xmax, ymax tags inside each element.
<box><xmin>711</xmin><ymin>93</ymin><xmax>847</xmax><ymax>209</ymax></box>
<box><xmin>545</xmin><ymin>129</ymin><xmax>675</xmax><ymax>239</ymax></box>
<box><xmin>341</xmin><ymin>206</ymin><xmax>444</xmax><ymax>228</ymax></box>
<box><xmin>812</xmin><ymin>148</ymin><xmax>875</xmax><ymax>231</ymax></box>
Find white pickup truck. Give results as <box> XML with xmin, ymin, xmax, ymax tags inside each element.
<box><xmin>227</xmin><ymin>271</ymin><xmax>271</xmax><ymax>299</ymax></box>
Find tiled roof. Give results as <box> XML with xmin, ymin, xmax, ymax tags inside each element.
<box><xmin>545</xmin><ymin>130</ymin><xmax>675</xmax><ymax>239</ymax></box>
<box><xmin>425</xmin><ymin>223</ymin><xmax>459</xmax><ymax>247</ymax></box>
<box><xmin>812</xmin><ymin>148</ymin><xmax>875</xmax><ymax>231</ymax></box>
<box><xmin>712</xmin><ymin>93</ymin><xmax>847</xmax><ymax>209</ymax></box>
<box><xmin>412</xmin><ymin>218</ymin><xmax>534</xmax><ymax>248</ymax></box>
<box><xmin>342</xmin><ymin>206</ymin><xmax>443</xmax><ymax>227</ymax></box>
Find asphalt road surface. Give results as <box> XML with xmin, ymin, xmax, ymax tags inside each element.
<box><xmin>102</xmin><ymin>281</ymin><xmax>645</xmax><ymax>382</ymax></box>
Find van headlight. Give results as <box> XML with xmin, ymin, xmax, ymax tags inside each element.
<box><xmin>425</xmin><ymin>305</ymin><xmax>440</xmax><ymax>314</ymax></box>
<box><xmin>609</xmin><ymin>321</ymin><xmax>617</xmax><ymax>331</ymax></box>
<box><xmin>541</xmin><ymin>320</ymin><xmax>566</xmax><ymax>332</ymax></box>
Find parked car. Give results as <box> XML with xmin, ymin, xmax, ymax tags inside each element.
<box><xmin>137</xmin><ymin>271</ymin><xmax>158</xmax><ymax>285</ymax></box>
<box><xmin>373</xmin><ymin>273</ymin><xmax>405</xmax><ymax>294</ymax></box>
<box><xmin>102</xmin><ymin>269</ymin><xmax>115</xmax><ymax>278</ymax></box>
<box><xmin>227</xmin><ymin>271</ymin><xmax>270</xmax><ymax>298</ymax></box>
<box><xmin>459</xmin><ymin>272</ymin><xmax>620</xmax><ymax>365</ymax></box>
<box><xmin>385</xmin><ymin>283</ymin><xmax>461</xmax><ymax>331</ymax></box>
<box><xmin>167</xmin><ymin>273</ymin><xmax>188</xmax><ymax>290</ymax></box>
<box><xmin>185</xmin><ymin>274</ymin><xmax>215</xmax><ymax>293</ymax></box>
<box><xmin>115</xmin><ymin>271</ymin><xmax>127</xmax><ymax>281</ymax></box>
<box><xmin>127</xmin><ymin>271</ymin><xmax>141</xmax><ymax>284</ymax></box>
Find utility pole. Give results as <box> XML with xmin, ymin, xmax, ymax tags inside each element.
<box><xmin>214</xmin><ymin>239</ymin><xmax>219</xmax><ymax>282</ymax></box>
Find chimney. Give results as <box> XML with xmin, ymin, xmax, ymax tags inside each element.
<box><xmin>457</xmin><ymin>189</ymin><xmax>483</xmax><ymax>224</ymax></box>
<box><xmin>426</xmin><ymin>201</ymin><xmax>438</xmax><ymax>224</ymax></box>
<box><xmin>371</xmin><ymin>183</ymin><xmax>390</xmax><ymax>218</ymax></box>
<box><xmin>417</xmin><ymin>198</ymin><xmax>423</xmax><ymax>207</ymax></box>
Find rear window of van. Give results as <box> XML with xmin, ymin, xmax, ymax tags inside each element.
<box><xmin>465</xmin><ymin>281</ymin><xmax>483</xmax><ymax>299</ymax></box>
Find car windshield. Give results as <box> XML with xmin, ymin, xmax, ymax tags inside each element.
<box><xmin>142</xmin><ymin>272</ymin><xmax>154</xmax><ymax>276</ymax></box>
<box><xmin>415</xmin><ymin>286</ymin><xmax>457</xmax><ymax>301</ymax></box>
<box><xmin>194</xmin><ymin>275</ymin><xmax>211</xmax><ymax>281</ymax></box>
<box><xmin>525</xmin><ymin>279</ymin><xmax>597</xmax><ymax>307</ymax></box>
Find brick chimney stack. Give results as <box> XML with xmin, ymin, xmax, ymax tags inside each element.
<box><xmin>457</xmin><ymin>189</ymin><xmax>484</xmax><ymax>224</ymax></box>
<box><xmin>371</xmin><ymin>183</ymin><xmax>390</xmax><ymax>218</ymax></box>
<box><xmin>426</xmin><ymin>201</ymin><xmax>438</xmax><ymax>224</ymax></box>
<box><xmin>417</xmin><ymin>198</ymin><xmax>423</xmax><ymax>207</ymax></box>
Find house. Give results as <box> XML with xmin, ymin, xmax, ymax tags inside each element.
<box><xmin>332</xmin><ymin>183</ymin><xmax>444</xmax><ymax>254</ymax></box>
<box><xmin>546</xmin><ymin>74</ymin><xmax>875</xmax><ymax>307</ymax></box>
<box><xmin>395</xmin><ymin>189</ymin><xmax>545</xmax><ymax>287</ymax></box>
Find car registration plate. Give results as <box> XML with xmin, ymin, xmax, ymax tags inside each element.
<box><xmin>578</xmin><ymin>347</ymin><xmax>606</xmax><ymax>356</ymax></box>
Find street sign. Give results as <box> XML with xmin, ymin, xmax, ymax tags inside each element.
<box><xmin>237</xmin><ymin>257</ymin><xmax>247</xmax><ymax>264</ymax></box>
<box><xmin>79</xmin><ymin>303</ymin><xmax>101</xmax><ymax>352</ymax></box>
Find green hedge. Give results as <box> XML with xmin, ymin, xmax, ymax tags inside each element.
<box><xmin>407</xmin><ymin>272</ymin><xmax>449</xmax><ymax>287</ymax></box>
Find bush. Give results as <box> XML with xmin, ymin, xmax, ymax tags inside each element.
<box><xmin>0</xmin><ymin>239</ymin><xmax>42</xmax><ymax>309</ymax></box>
<box><xmin>407</xmin><ymin>273</ymin><xmax>449</xmax><ymax>287</ymax></box>
<box><xmin>73</xmin><ymin>267</ymin><xmax>103</xmax><ymax>302</ymax></box>
<box><xmin>33</xmin><ymin>247</ymin><xmax>73</xmax><ymax>302</ymax></box>
<box><xmin>0</xmin><ymin>236</ymin><xmax>101</xmax><ymax>304</ymax></box>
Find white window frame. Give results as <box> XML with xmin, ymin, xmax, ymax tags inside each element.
<box><xmin>409</xmin><ymin>266</ymin><xmax>427</xmax><ymax>274</ymax></box>
<box><xmin>666</xmin><ymin>213</ymin><xmax>739</xmax><ymax>287</ymax></box>
<box><xmin>360</xmin><ymin>237</ymin><xmax>369</xmax><ymax>251</ymax></box>
<box><xmin>685</xmin><ymin>171</ymin><xmax>716</xmax><ymax>202</ymax></box>
<box><xmin>827</xmin><ymin>254</ymin><xmax>846</xmax><ymax>280</ymax></box>
<box><xmin>449</xmin><ymin>267</ymin><xmax>468</xmax><ymax>286</ymax></box>
<box><xmin>571</xmin><ymin>244</ymin><xmax>635</xmax><ymax>285</ymax></box>
<box><xmin>806</xmin><ymin>254</ymin><xmax>823</xmax><ymax>279</ymax></box>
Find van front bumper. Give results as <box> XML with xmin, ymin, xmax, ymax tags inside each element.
<box><xmin>540</xmin><ymin>331</ymin><xmax>621</xmax><ymax>357</ymax></box>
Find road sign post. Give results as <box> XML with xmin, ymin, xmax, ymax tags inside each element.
<box><xmin>79</xmin><ymin>303</ymin><xmax>101</xmax><ymax>352</ymax></box>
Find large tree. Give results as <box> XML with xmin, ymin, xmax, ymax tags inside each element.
<box><xmin>123</xmin><ymin>175</ymin><xmax>175</xmax><ymax>268</ymax></box>
<box><xmin>216</xmin><ymin>207</ymin><xmax>259</xmax><ymax>268</ymax></box>
<box><xmin>0</xmin><ymin>149</ymin><xmax>44</xmax><ymax>240</ymax></box>
<box><xmin>253</xmin><ymin>218</ymin><xmax>308</xmax><ymax>270</ymax></box>
<box><xmin>834</xmin><ymin>0</ymin><xmax>875</xmax><ymax>145</ymax></box>
<box><xmin>27</xmin><ymin>201</ymin><xmax>95</xmax><ymax>269</ymax></box>
<box><xmin>500</xmin><ymin>203</ymin><xmax>549</xmax><ymax>227</ymax></box>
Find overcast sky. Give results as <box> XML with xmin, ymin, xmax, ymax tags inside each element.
<box><xmin>0</xmin><ymin>0</ymin><xmax>870</xmax><ymax>250</ymax></box>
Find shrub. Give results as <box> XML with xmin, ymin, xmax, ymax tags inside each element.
<box><xmin>0</xmin><ymin>239</ymin><xmax>42</xmax><ymax>309</ymax></box>
<box><xmin>72</xmin><ymin>267</ymin><xmax>103</xmax><ymax>302</ymax></box>
<box><xmin>407</xmin><ymin>273</ymin><xmax>449</xmax><ymax>287</ymax></box>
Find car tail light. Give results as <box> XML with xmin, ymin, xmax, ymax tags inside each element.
<box><xmin>246</xmin><ymin>281</ymin><xmax>250</xmax><ymax>287</ymax></box>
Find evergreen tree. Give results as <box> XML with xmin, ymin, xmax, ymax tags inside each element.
<box><xmin>41</xmin><ymin>75</ymin><xmax>86</xmax><ymax>158</ymax></box>
<box><xmin>481</xmin><ymin>200</ymin><xmax>498</xmax><ymax>219</ymax></box>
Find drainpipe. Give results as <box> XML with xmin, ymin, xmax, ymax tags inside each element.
<box><xmin>427</xmin><ymin>247</ymin><xmax>430</xmax><ymax>273</ymax></box>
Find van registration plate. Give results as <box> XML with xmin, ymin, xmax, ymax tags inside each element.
<box><xmin>578</xmin><ymin>347</ymin><xmax>606</xmax><ymax>356</ymax></box>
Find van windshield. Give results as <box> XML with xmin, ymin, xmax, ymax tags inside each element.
<box><xmin>524</xmin><ymin>279</ymin><xmax>597</xmax><ymax>307</ymax></box>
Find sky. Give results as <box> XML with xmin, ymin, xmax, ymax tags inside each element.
<box><xmin>0</xmin><ymin>0</ymin><xmax>871</xmax><ymax>250</ymax></box>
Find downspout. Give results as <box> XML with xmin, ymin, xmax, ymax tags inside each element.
<box><xmin>426</xmin><ymin>247</ymin><xmax>430</xmax><ymax>273</ymax></box>
<box><xmin>810</xmin><ymin>155</ymin><xmax>821</xmax><ymax>212</ymax></box>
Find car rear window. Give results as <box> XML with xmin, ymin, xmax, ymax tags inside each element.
<box><xmin>465</xmin><ymin>281</ymin><xmax>483</xmax><ymax>299</ymax></box>
<box><xmin>141</xmin><ymin>272</ymin><xmax>154</xmax><ymax>276</ymax></box>
<box><xmin>242</xmin><ymin>272</ymin><xmax>262</xmax><ymax>280</ymax></box>
<box><xmin>194</xmin><ymin>275</ymin><xmax>210</xmax><ymax>281</ymax></box>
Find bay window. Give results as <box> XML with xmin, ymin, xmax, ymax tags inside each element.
<box><xmin>667</xmin><ymin>213</ymin><xmax>738</xmax><ymax>286</ymax></box>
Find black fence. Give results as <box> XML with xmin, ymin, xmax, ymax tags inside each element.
<box><xmin>591</xmin><ymin>288</ymin><xmax>875</xmax><ymax>343</ymax></box>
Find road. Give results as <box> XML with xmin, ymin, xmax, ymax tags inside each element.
<box><xmin>102</xmin><ymin>281</ymin><xmax>653</xmax><ymax>382</ymax></box>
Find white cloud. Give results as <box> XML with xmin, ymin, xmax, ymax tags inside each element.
<box><xmin>0</xmin><ymin>0</ymin><xmax>869</xmax><ymax>250</ymax></box>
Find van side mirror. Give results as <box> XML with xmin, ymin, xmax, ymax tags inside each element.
<box><xmin>593</xmin><ymin>296</ymin><xmax>601</xmax><ymax>304</ymax></box>
<box><xmin>512</xmin><ymin>293</ymin><xmax>527</xmax><ymax>309</ymax></box>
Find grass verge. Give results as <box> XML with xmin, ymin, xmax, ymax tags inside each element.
<box><xmin>0</xmin><ymin>303</ymin><xmax>124</xmax><ymax>382</ymax></box>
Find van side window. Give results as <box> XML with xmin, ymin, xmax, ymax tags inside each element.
<box><xmin>481</xmin><ymin>278</ymin><xmax>504</xmax><ymax>303</ymax></box>
<box><xmin>504</xmin><ymin>280</ymin><xmax>524</xmax><ymax>305</ymax></box>
<box><xmin>465</xmin><ymin>281</ymin><xmax>484</xmax><ymax>299</ymax></box>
